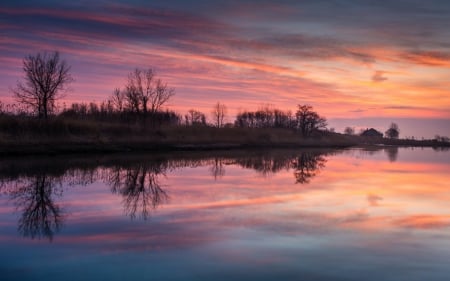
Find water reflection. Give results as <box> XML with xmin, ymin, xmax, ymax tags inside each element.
<box><xmin>0</xmin><ymin>147</ymin><xmax>404</xmax><ymax>241</ymax></box>
<box><xmin>292</xmin><ymin>152</ymin><xmax>327</xmax><ymax>183</ymax></box>
<box><xmin>210</xmin><ymin>157</ymin><xmax>225</xmax><ymax>180</ymax></box>
<box><xmin>233</xmin><ymin>151</ymin><xmax>294</xmax><ymax>176</ymax></box>
<box><xmin>0</xmin><ymin>147</ymin><xmax>448</xmax><ymax>281</ymax></box>
<box><xmin>108</xmin><ymin>163</ymin><xmax>169</xmax><ymax>220</ymax></box>
<box><xmin>10</xmin><ymin>174</ymin><xmax>63</xmax><ymax>241</ymax></box>
<box><xmin>384</xmin><ymin>146</ymin><xmax>399</xmax><ymax>162</ymax></box>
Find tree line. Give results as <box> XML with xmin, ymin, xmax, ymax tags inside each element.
<box><xmin>3</xmin><ymin>51</ymin><xmax>330</xmax><ymax>136</ymax></box>
<box><xmin>3</xmin><ymin>51</ymin><xmax>448</xmax><ymax>141</ymax></box>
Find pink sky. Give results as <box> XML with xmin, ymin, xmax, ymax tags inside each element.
<box><xmin>1</xmin><ymin>1</ymin><xmax>449</xmax><ymax>137</ymax></box>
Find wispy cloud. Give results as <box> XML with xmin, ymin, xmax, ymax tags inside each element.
<box><xmin>400</xmin><ymin>50</ymin><xmax>450</xmax><ymax>66</ymax></box>
<box><xmin>393</xmin><ymin>215</ymin><xmax>450</xmax><ymax>229</ymax></box>
<box><xmin>372</xmin><ymin>71</ymin><xmax>388</xmax><ymax>83</ymax></box>
<box><xmin>0</xmin><ymin>0</ymin><xmax>449</xmax><ymax>124</ymax></box>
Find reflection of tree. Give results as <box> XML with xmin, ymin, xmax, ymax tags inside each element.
<box><xmin>10</xmin><ymin>174</ymin><xmax>63</xmax><ymax>241</ymax></box>
<box><xmin>291</xmin><ymin>152</ymin><xmax>326</xmax><ymax>184</ymax></box>
<box><xmin>432</xmin><ymin>146</ymin><xmax>450</xmax><ymax>152</ymax></box>
<box><xmin>108</xmin><ymin>164</ymin><xmax>168</xmax><ymax>220</ymax></box>
<box><xmin>233</xmin><ymin>150</ymin><xmax>328</xmax><ymax>183</ymax></box>
<box><xmin>0</xmin><ymin>149</ymin><xmax>334</xmax><ymax>240</ymax></box>
<box><xmin>210</xmin><ymin>157</ymin><xmax>225</xmax><ymax>180</ymax></box>
<box><xmin>235</xmin><ymin>153</ymin><xmax>292</xmax><ymax>176</ymax></box>
<box><xmin>384</xmin><ymin>146</ymin><xmax>399</xmax><ymax>162</ymax></box>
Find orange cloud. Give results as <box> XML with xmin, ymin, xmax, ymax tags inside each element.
<box><xmin>400</xmin><ymin>50</ymin><xmax>450</xmax><ymax>66</ymax></box>
<box><xmin>393</xmin><ymin>215</ymin><xmax>450</xmax><ymax>229</ymax></box>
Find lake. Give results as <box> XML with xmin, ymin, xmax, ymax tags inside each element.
<box><xmin>0</xmin><ymin>147</ymin><xmax>449</xmax><ymax>281</ymax></box>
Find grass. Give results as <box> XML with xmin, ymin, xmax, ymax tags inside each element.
<box><xmin>0</xmin><ymin>115</ymin><xmax>448</xmax><ymax>155</ymax></box>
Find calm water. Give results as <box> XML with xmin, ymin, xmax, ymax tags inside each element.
<box><xmin>0</xmin><ymin>147</ymin><xmax>449</xmax><ymax>281</ymax></box>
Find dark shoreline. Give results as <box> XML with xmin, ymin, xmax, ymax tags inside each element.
<box><xmin>0</xmin><ymin>142</ymin><xmax>351</xmax><ymax>156</ymax></box>
<box><xmin>1</xmin><ymin>139</ymin><xmax>448</xmax><ymax>157</ymax></box>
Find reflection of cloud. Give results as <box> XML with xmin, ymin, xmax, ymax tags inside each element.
<box><xmin>183</xmin><ymin>194</ymin><xmax>302</xmax><ymax>210</ymax></box>
<box><xmin>372</xmin><ymin>71</ymin><xmax>388</xmax><ymax>83</ymax></box>
<box><xmin>393</xmin><ymin>215</ymin><xmax>450</xmax><ymax>229</ymax></box>
<box><xmin>339</xmin><ymin>210</ymin><xmax>370</xmax><ymax>223</ymax></box>
<box><xmin>367</xmin><ymin>194</ymin><xmax>383</xmax><ymax>206</ymax></box>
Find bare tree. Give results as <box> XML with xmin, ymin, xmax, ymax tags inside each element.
<box><xmin>212</xmin><ymin>102</ymin><xmax>227</xmax><ymax>128</ymax></box>
<box><xmin>295</xmin><ymin>104</ymin><xmax>327</xmax><ymax>137</ymax></box>
<box><xmin>185</xmin><ymin>109</ymin><xmax>206</xmax><ymax>126</ymax></box>
<box><xmin>123</xmin><ymin>68</ymin><xmax>174</xmax><ymax>115</ymax></box>
<box><xmin>12</xmin><ymin>51</ymin><xmax>73</xmax><ymax>119</ymax></box>
<box><xmin>110</xmin><ymin>88</ymin><xmax>125</xmax><ymax>112</ymax></box>
<box><xmin>152</xmin><ymin>78</ymin><xmax>175</xmax><ymax>113</ymax></box>
<box><xmin>124</xmin><ymin>69</ymin><xmax>145</xmax><ymax>114</ymax></box>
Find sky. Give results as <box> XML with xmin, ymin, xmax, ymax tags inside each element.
<box><xmin>1</xmin><ymin>0</ymin><xmax>449</xmax><ymax>138</ymax></box>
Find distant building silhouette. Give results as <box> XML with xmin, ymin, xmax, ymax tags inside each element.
<box><xmin>361</xmin><ymin>128</ymin><xmax>383</xmax><ymax>137</ymax></box>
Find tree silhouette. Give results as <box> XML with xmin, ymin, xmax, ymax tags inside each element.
<box><xmin>185</xmin><ymin>109</ymin><xmax>206</xmax><ymax>126</ymax></box>
<box><xmin>295</xmin><ymin>105</ymin><xmax>327</xmax><ymax>137</ymax></box>
<box><xmin>111</xmin><ymin>88</ymin><xmax>125</xmax><ymax>112</ymax></box>
<box><xmin>235</xmin><ymin>107</ymin><xmax>295</xmax><ymax>129</ymax></box>
<box><xmin>385</xmin><ymin>122</ymin><xmax>400</xmax><ymax>139</ymax></box>
<box><xmin>344</xmin><ymin>127</ymin><xmax>355</xmax><ymax>135</ymax></box>
<box><xmin>122</xmin><ymin>68</ymin><xmax>175</xmax><ymax>115</ymax></box>
<box><xmin>12</xmin><ymin>51</ymin><xmax>73</xmax><ymax>119</ymax></box>
<box><xmin>211</xmin><ymin>102</ymin><xmax>227</xmax><ymax>128</ymax></box>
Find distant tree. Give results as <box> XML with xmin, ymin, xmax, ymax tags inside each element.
<box><xmin>344</xmin><ymin>127</ymin><xmax>355</xmax><ymax>135</ymax></box>
<box><xmin>295</xmin><ymin>105</ymin><xmax>327</xmax><ymax>137</ymax></box>
<box><xmin>185</xmin><ymin>109</ymin><xmax>206</xmax><ymax>126</ymax></box>
<box><xmin>435</xmin><ymin>135</ymin><xmax>450</xmax><ymax>143</ymax></box>
<box><xmin>111</xmin><ymin>88</ymin><xmax>125</xmax><ymax>112</ymax></box>
<box><xmin>12</xmin><ymin>51</ymin><xmax>73</xmax><ymax>119</ymax></box>
<box><xmin>235</xmin><ymin>108</ymin><xmax>295</xmax><ymax>129</ymax></box>
<box><xmin>385</xmin><ymin>122</ymin><xmax>400</xmax><ymax>139</ymax></box>
<box><xmin>212</xmin><ymin>102</ymin><xmax>227</xmax><ymax>128</ymax></box>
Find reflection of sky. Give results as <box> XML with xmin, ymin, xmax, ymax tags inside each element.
<box><xmin>0</xmin><ymin>148</ymin><xmax>449</xmax><ymax>280</ymax></box>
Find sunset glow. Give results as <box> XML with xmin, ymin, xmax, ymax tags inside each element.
<box><xmin>1</xmin><ymin>1</ymin><xmax>449</xmax><ymax>137</ymax></box>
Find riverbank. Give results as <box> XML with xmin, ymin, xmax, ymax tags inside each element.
<box><xmin>1</xmin><ymin>130</ymin><xmax>448</xmax><ymax>156</ymax></box>
<box><xmin>0</xmin><ymin>129</ymin><xmax>356</xmax><ymax>156</ymax></box>
<box><xmin>0</xmin><ymin>117</ymin><xmax>448</xmax><ymax>156</ymax></box>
